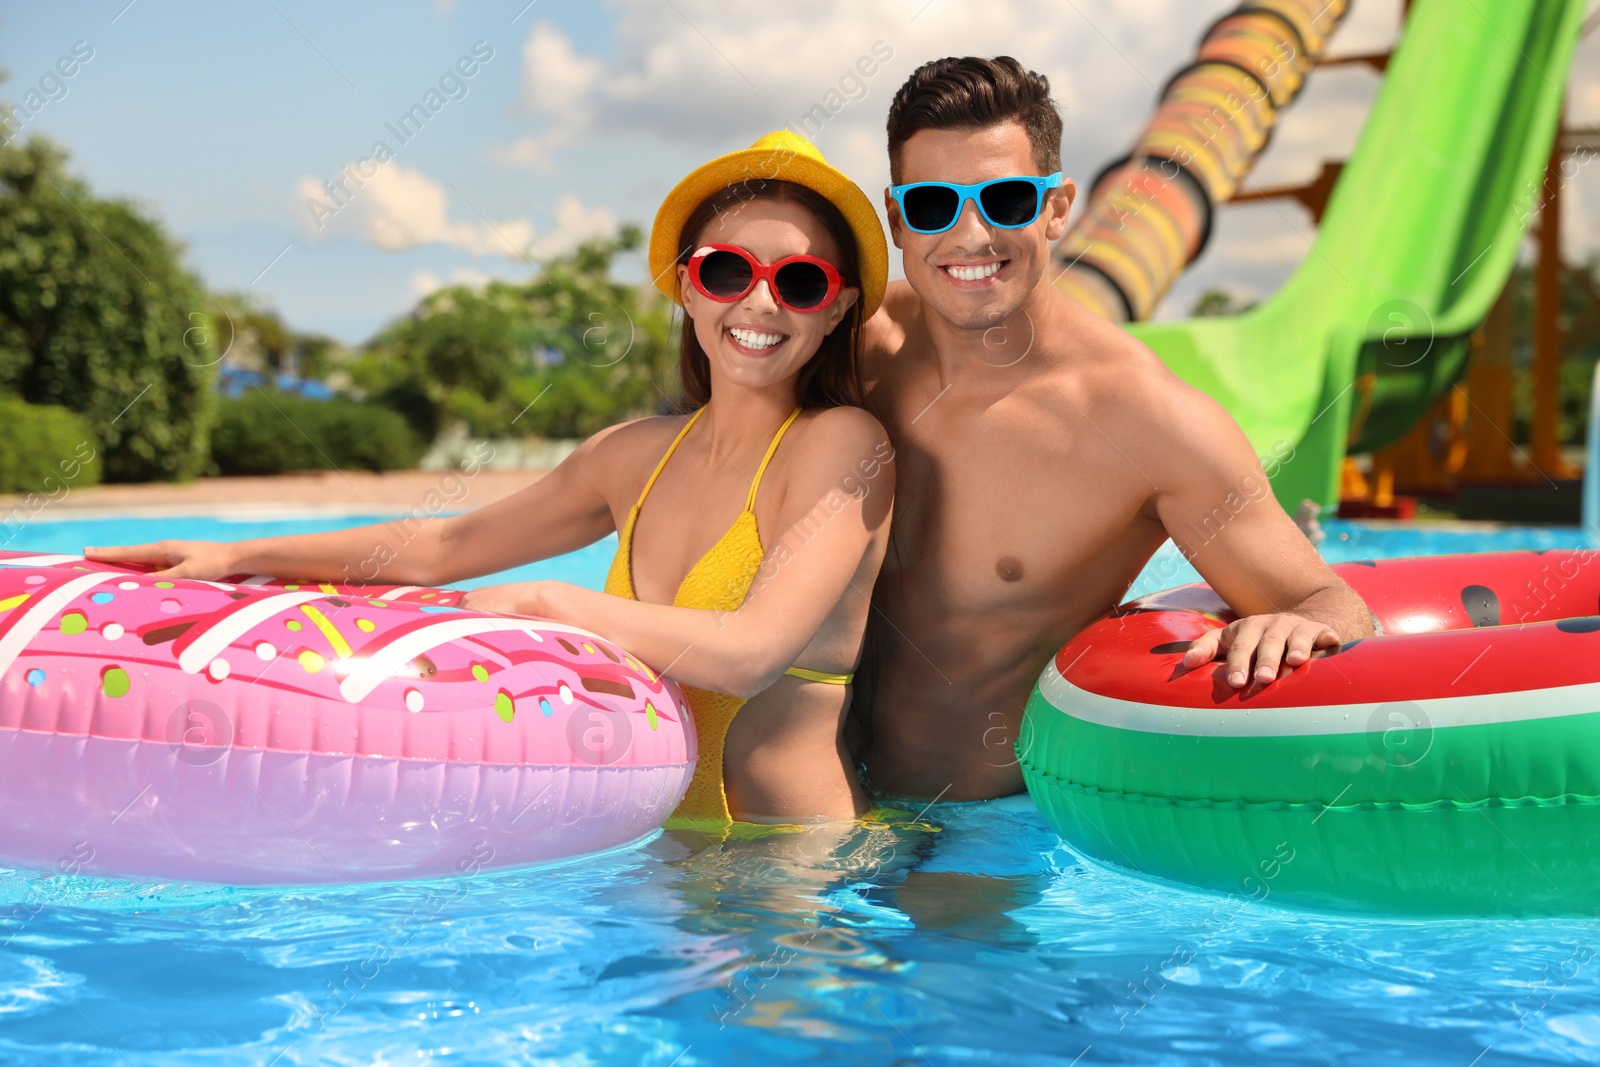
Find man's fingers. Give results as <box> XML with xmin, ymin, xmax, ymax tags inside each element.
<box><xmin>1312</xmin><ymin>627</ymin><xmax>1342</xmax><ymax>651</ymax></box>
<box><xmin>1251</xmin><ymin>619</ymin><xmax>1297</xmax><ymax>685</ymax></box>
<box><xmin>1181</xmin><ymin>626</ymin><xmax>1225</xmax><ymax>667</ymax></box>
<box><xmin>1283</xmin><ymin>627</ymin><xmax>1319</xmax><ymax>667</ymax></box>
<box><xmin>1223</xmin><ymin>618</ymin><xmax>1265</xmax><ymax>688</ymax></box>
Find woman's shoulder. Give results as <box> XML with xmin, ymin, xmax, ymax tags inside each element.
<box><xmin>799</xmin><ymin>404</ymin><xmax>889</xmax><ymax>446</ymax></box>
<box><xmin>788</xmin><ymin>406</ymin><xmax>895</xmax><ymax>481</ymax></box>
<box><xmin>582</xmin><ymin>411</ymin><xmax>695</xmax><ymax>458</ymax></box>
<box><xmin>567</xmin><ymin>413</ymin><xmax>693</xmax><ymax>492</ymax></box>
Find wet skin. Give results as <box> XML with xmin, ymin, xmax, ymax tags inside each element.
<box><xmin>854</xmin><ymin>122</ymin><xmax>1374</xmax><ymax>801</ymax></box>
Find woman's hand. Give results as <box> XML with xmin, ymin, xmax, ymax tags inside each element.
<box><xmin>82</xmin><ymin>540</ymin><xmax>240</xmax><ymax>581</ymax></box>
<box><xmin>457</xmin><ymin>581</ymin><xmax>552</xmax><ymax>618</ymax></box>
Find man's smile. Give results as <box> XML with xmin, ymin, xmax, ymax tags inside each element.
<box><xmin>938</xmin><ymin>257</ymin><xmax>1010</xmax><ymax>286</ymax></box>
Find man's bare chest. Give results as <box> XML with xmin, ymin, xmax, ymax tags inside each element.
<box><xmin>882</xmin><ymin>414</ymin><xmax>1159</xmax><ymax>606</ymax></box>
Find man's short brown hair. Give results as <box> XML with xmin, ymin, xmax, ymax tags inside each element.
<box><xmin>886</xmin><ymin>56</ymin><xmax>1062</xmax><ymax>184</ymax></box>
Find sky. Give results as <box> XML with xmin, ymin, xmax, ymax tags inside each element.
<box><xmin>3</xmin><ymin>0</ymin><xmax>1600</xmax><ymax>345</ymax></box>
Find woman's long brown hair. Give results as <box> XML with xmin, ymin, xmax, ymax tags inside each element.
<box><xmin>674</xmin><ymin>179</ymin><xmax>865</xmax><ymax>410</ymax></box>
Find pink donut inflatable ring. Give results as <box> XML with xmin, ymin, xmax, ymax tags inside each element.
<box><xmin>0</xmin><ymin>551</ymin><xmax>695</xmax><ymax>885</ymax></box>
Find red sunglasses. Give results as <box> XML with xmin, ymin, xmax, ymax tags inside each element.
<box><xmin>686</xmin><ymin>244</ymin><xmax>847</xmax><ymax>313</ymax></box>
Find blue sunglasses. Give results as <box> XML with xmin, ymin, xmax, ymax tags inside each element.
<box><xmin>888</xmin><ymin>172</ymin><xmax>1064</xmax><ymax>234</ymax></box>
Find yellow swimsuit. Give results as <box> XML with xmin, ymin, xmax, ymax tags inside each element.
<box><xmin>603</xmin><ymin>406</ymin><xmax>853</xmax><ymax>823</ymax></box>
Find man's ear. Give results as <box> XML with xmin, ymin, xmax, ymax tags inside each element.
<box><xmin>1044</xmin><ymin>177</ymin><xmax>1076</xmax><ymax>242</ymax></box>
<box><xmin>883</xmin><ymin>188</ymin><xmax>905</xmax><ymax>250</ymax></box>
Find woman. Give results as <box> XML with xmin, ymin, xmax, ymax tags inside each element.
<box><xmin>83</xmin><ymin>131</ymin><xmax>893</xmax><ymax>829</ymax></box>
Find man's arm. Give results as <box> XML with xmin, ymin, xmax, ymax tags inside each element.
<box><xmin>1136</xmin><ymin>374</ymin><xmax>1374</xmax><ymax>689</ymax></box>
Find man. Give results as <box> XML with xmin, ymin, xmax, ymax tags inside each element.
<box><xmin>854</xmin><ymin>56</ymin><xmax>1374</xmax><ymax>801</ymax></box>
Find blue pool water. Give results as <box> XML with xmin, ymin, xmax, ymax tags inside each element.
<box><xmin>3</xmin><ymin>514</ymin><xmax>1600</xmax><ymax>1065</ymax></box>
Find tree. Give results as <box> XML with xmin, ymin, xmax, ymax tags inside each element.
<box><xmin>351</xmin><ymin>225</ymin><xmax>674</xmax><ymax>441</ymax></box>
<box><xmin>0</xmin><ymin>136</ymin><xmax>218</xmax><ymax>481</ymax></box>
<box><xmin>1189</xmin><ymin>288</ymin><xmax>1259</xmax><ymax>318</ymax></box>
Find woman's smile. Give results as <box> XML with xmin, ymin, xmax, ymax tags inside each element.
<box><xmin>725</xmin><ymin>324</ymin><xmax>790</xmax><ymax>356</ymax></box>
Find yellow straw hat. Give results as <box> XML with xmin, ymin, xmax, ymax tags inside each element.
<box><xmin>648</xmin><ymin>130</ymin><xmax>888</xmax><ymax>319</ymax></box>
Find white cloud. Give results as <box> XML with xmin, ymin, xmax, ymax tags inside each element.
<box><xmin>409</xmin><ymin>267</ymin><xmax>495</xmax><ymax>300</ymax></box>
<box><xmin>294</xmin><ymin>163</ymin><xmax>615</xmax><ymax>261</ymax></box>
<box><xmin>488</xmin><ymin>1</ymin><xmax>1382</xmax><ymax>256</ymax></box>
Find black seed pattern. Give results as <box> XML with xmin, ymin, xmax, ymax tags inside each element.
<box><xmin>1461</xmin><ymin>585</ymin><xmax>1500</xmax><ymax>627</ymax></box>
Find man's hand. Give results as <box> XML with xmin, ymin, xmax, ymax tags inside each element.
<box><xmin>1181</xmin><ymin>613</ymin><xmax>1341</xmax><ymax>689</ymax></box>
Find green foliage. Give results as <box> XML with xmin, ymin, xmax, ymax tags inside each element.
<box><xmin>1507</xmin><ymin>259</ymin><xmax>1600</xmax><ymax>446</ymax></box>
<box><xmin>1189</xmin><ymin>288</ymin><xmax>1259</xmax><ymax>318</ymax></box>
<box><xmin>0</xmin><ymin>393</ymin><xmax>100</xmax><ymax>494</ymax></box>
<box><xmin>351</xmin><ymin>225</ymin><xmax>674</xmax><ymax>440</ymax></box>
<box><xmin>208</xmin><ymin>389</ymin><xmax>423</xmax><ymax>475</ymax></box>
<box><xmin>208</xmin><ymin>291</ymin><xmax>343</xmax><ymax>382</ymax></box>
<box><xmin>0</xmin><ymin>137</ymin><xmax>218</xmax><ymax>482</ymax></box>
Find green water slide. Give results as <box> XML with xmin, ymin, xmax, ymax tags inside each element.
<box><xmin>1125</xmin><ymin>0</ymin><xmax>1586</xmax><ymax>509</ymax></box>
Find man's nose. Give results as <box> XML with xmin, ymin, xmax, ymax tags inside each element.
<box><xmin>947</xmin><ymin>196</ymin><xmax>994</xmax><ymax>244</ymax></box>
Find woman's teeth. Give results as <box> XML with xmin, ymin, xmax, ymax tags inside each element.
<box><xmin>729</xmin><ymin>327</ymin><xmax>785</xmax><ymax>350</ymax></box>
<box><xmin>944</xmin><ymin>262</ymin><xmax>1003</xmax><ymax>282</ymax></box>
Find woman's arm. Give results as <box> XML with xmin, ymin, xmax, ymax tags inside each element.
<box><xmin>463</xmin><ymin>408</ymin><xmax>895</xmax><ymax>697</ymax></box>
<box><xmin>82</xmin><ymin>422</ymin><xmax>636</xmax><ymax>586</ymax></box>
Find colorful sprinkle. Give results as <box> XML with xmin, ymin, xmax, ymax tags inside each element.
<box><xmin>299</xmin><ymin>603</ymin><xmax>352</xmax><ymax>658</ymax></box>
<box><xmin>471</xmin><ymin>663</ymin><xmax>489</xmax><ymax>682</ymax></box>
<box><xmin>255</xmin><ymin>641</ymin><xmax>276</xmax><ymax>660</ymax></box>
<box><xmin>116</xmin><ymin>580</ymin><xmax>139</xmax><ymax>590</ymax></box>
<box><xmin>59</xmin><ymin>612</ymin><xmax>88</xmax><ymax>635</ymax></box>
<box><xmin>159</xmin><ymin>598</ymin><xmax>182</xmax><ymax>614</ymax></box>
<box><xmin>25</xmin><ymin>668</ymin><xmax>44</xmax><ymax>687</ymax></box>
<box><xmin>367</xmin><ymin>599</ymin><xmax>387</xmax><ymax>607</ymax></box>
<box><xmin>285</xmin><ymin>619</ymin><xmax>303</xmax><ymax>632</ymax></box>
<box><xmin>100</xmin><ymin>665</ymin><xmax>130</xmax><ymax>698</ymax></box>
<box><xmin>558</xmin><ymin>683</ymin><xmax>573</xmax><ymax>705</ymax></box>
<box><xmin>494</xmin><ymin>689</ymin><xmax>515</xmax><ymax>722</ymax></box>
<box><xmin>285</xmin><ymin>584</ymin><xmax>300</xmax><ymax>591</ymax></box>
<box><xmin>0</xmin><ymin>593</ymin><xmax>30</xmax><ymax>612</ymax></box>
<box><xmin>539</xmin><ymin>697</ymin><xmax>553</xmax><ymax>717</ymax></box>
<box><xmin>355</xmin><ymin>618</ymin><xmax>376</xmax><ymax>633</ymax></box>
<box><xmin>154</xmin><ymin>581</ymin><xmax>174</xmax><ymax>589</ymax></box>
<box><xmin>101</xmin><ymin>622</ymin><xmax>124</xmax><ymax>641</ymax></box>
<box><xmin>645</xmin><ymin>701</ymin><xmax>659</xmax><ymax>731</ymax></box>
<box><xmin>207</xmin><ymin>658</ymin><xmax>230</xmax><ymax>681</ymax></box>
<box><xmin>405</xmin><ymin>687</ymin><xmax>424</xmax><ymax>712</ymax></box>
<box><xmin>582</xmin><ymin>642</ymin><xmax>596</xmax><ymax>654</ymax></box>
<box><xmin>90</xmin><ymin>592</ymin><xmax>114</xmax><ymax>604</ymax></box>
<box><xmin>297</xmin><ymin>649</ymin><xmax>325</xmax><ymax>673</ymax></box>
<box><xmin>421</xmin><ymin>592</ymin><xmax>436</xmax><ymax>600</ymax></box>
<box><xmin>24</xmin><ymin>575</ymin><xmax>45</xmax><ymax>585</ymax></box>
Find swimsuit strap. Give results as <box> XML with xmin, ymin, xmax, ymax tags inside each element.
<box><xmin>744</xmin><ymin>407</ymin><xmax>804</xmax><ymax>512</ymax></box>
<box><xmin>783</xmin><ymin>666</ymin><xmax>854</xmax><ymax>685</ymax></box>
<box><xmin>632</xmin><ymin>407</ymin><xmax>706</xmax><ymax>513</ymax></box>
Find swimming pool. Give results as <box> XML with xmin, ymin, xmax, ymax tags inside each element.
<box><xmin>3</xmin><ymin>514</ymin><xmax>1598</xmax><ymax>1065</ymax></box>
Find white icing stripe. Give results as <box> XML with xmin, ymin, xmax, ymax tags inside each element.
<box><xmin>176</xmin><ymin>591</ymin><xmax>331</xmax><ymax>674</ymax></box>
<box><xmin>378</xmin><ymin>586</ymin><xmax>421</xmax><ymax>599</ymax></box>
<box><xmin>0</xmin><ymin>571</ymin><xmax>121</xmax><ymax>678</ymax></box>
<box><xmin>339</xmin><ymin>616</ymin><xmax>614</xmax><ymax>703</ymax></box>
<box><xmin>0</xmin><ymin>554</ymin><xmax>85</xmax><ymax>567</ymax></box>
<box><xmin>1036</xmin><ymin>660</ymin><xmax>1600</xmax><ymax>737</ymax></box>
<box><xmin>239</xmin><ymin>575</ymin><xmax>274</xmax><ymax>586</ymax></box>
